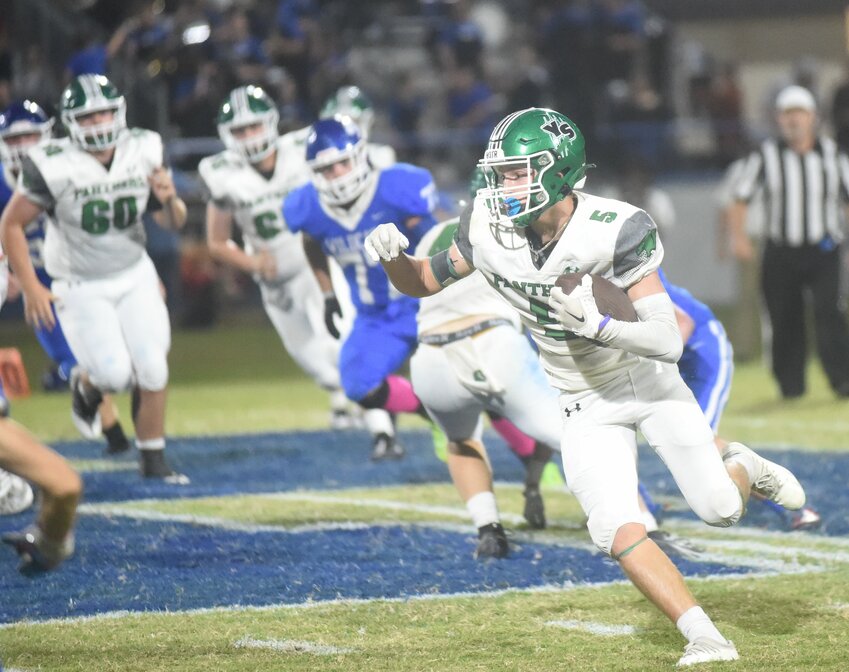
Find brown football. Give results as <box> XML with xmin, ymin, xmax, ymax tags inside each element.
<box><xmin>554</xmin><ymin>273</ymin><xmax>638</xmax><ymax>322</ymax></box>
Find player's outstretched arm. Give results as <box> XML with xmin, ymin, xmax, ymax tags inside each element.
<box><xmin>0</xmin><ymin>192</ymin><xmax>56</xmax><ymax>330</ymax></box>
<box><xmin>205</xmin><ymin>203</ymin><xmax>271</xmax><ymax>278</ymax></box>
<box><xmin>364</xmin><ymin>223</ymin><xmax>472</xmax><ymax>297</ymax></box>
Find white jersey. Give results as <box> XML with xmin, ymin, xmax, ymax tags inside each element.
<box><xmin>198</xmin><ymin>131</ymin><xmax>313</xmax><ymax>283</ymax></box>
<box><xmin>457</xmin><ymin>191</ymin><xmax>664</xmax><ymax>392</ymax></box>
<box><xmin>19</xmin><ymin>129</ymin><xmax>163</xmax><ymax>281</ymax></box>
<box><xmin>414</xmin><ymin>218</ymin><xmax>520</xmax><ymax>334</ymax></box>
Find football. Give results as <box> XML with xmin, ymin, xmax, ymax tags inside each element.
<box><xmin>554</xmin><ymin>273</ymin><xmax>638</xmax><ymax>322</ymax></box>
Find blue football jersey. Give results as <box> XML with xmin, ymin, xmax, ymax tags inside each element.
<box><xmin>658</xmin><ymin>268</ymin><xmax>716</xmax><ymax>335</ymax></box>
<box><xmin>285</xmin><ymin>163</ymin><xmax>437</xmax><ymax>313</ymax></box>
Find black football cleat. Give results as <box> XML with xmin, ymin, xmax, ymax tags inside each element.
<box><xmin>475</xmin><ymin>523</ymin><xmax>509</xmax><ymax>559</ymax></box>
<box><xmin>140</xmin><ymin>450</ymin><xmax>190</xmax><ymax>485</ymax></box>
<box><xmin>647</xmin><ymin>530</ymin><xmax>704</xmax><ymax>560</ymax></box>
<box><xmin>370</xmin><ymin>433</ymin><xmax>405</xmax><ymax>461</ymax></box>
<box><xmin>522</xmin><ymin>486</ymin><xmax>547</xmax><ymax>529</ymax></box>
<box><xmin>2</xmin><ymin>526</ymin><xmax>72</xmax><ymax>576</ymax></box>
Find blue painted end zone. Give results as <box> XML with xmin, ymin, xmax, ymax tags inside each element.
<box><xmin>0</xmin><ymin>516</ymin><xmax>755</xmax><ymax>624</ymax></box>
<box><xmin>52</xmin><ymin>430</ymin><xmax>849</xmax><ymax>534</ymax></box>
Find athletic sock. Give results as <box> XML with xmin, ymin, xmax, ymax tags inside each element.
<box><xmin>466</xmin><ymin>491</ymin><xmax>500</xmax><ymax>529</ymax></box>
<box><xmin>103</xmin><ymin>422</ymin><xmax>130</xmax><ymax>454</ymax></box>
<box><xmin>676</xmin><ymin>606</ymin><xmax>726</xmax><ymax>644</ymax></box>
<box><xmin>383</xmin><ymin>375</ymin><xmax>424</xmax><ymax>415</ymax></box>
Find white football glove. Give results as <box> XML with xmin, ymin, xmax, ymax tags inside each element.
<box><xmin>364</xmin><ymin>223</ymin><xmax>410</xmax><ymax>263</ymax></box>
<box><xmin>549</xmin><ymin>274</ymin><xmax>605</xmax><ymax>340</ymax></box>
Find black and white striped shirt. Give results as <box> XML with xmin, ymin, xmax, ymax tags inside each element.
<box><xmin>735</xmin><ymin>136</ymin><xmax>849</xmax><ymax>246</ymax></box>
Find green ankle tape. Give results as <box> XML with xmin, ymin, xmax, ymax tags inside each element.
<box><xmin>613</xmin><ymin>535</ymin><xmax>649</xmax><ymax>561</ymax></box>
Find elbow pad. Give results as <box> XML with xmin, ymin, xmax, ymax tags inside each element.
<box><xmin>597</xmin><ymin>292</ymin><xmax>683</xmax><ymax>363</ymax></box>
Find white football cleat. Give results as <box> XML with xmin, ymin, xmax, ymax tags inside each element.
<box><xmin>0</xmin><ymin>470</ymin><xmax>34</xmax><ymax>515</ymax></box>
<box><xmin>724</xmin><ymin>442</ymin><xmax>806</xmax><ymax>510</ymax></box>
<box><xmin>677</xmin><ymin>637</ymin><xmax>739</xmax><ymax>667</ymax></box>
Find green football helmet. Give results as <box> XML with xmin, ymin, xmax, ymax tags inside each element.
<box><xmin>60</xmin><ymin>74</ymin><xmax>127</xmax><ymax>151</ymax></box>
<box><xmin>477</xmin><ymin>108</ymin><xmax>586</xmax><ymax>239</ymax></box>
<box><xmin>217</xmin><ymin>85</ymin><xmax>280</xmax><ymax>162</ymax></box>
<box><xmin>319</xmin><ymin>86</ymin><xmax>374</xmax><ymax>138</ymax></box>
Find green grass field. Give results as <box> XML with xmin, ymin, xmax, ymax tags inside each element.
<box><xmin>1</xmin><ymin>317</ymin><xmax>849</xmax><ymax>671</ymax></box>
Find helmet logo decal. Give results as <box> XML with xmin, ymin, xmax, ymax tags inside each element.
<box><xmin>541</xmin><ymin>118</ymin><xmax>576</xmax><ymax>142</ymax></box>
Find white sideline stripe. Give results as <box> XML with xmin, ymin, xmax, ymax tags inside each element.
<box><xmin>0</xmin><ymin>566</ymin><xmax>817</xmax><ymax>631</ymax></box>
<box><xmin>545</xmin><ymin>620</ymin><xmax>637</xmax><ymax>636</ymax></box>
<box><xmin>233</xmin><ymin>636</ymin><xmax>354</xmax><ymax>655</ymax></box>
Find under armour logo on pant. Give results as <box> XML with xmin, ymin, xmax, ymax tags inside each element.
<box><xmin>563</xmin><ymin>403</ymin><xmax>581</xmax><ymax>417</ymax></box>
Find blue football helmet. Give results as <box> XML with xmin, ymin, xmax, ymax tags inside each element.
<box><xmin>306</xmin><ymin>116</ymin><xmax>372</xmax><ymax>206</ymax></box>
<box><xmin>0</xmin><ymin>100</ymin><xmax>54</xmax><ymax>173</ymax></box>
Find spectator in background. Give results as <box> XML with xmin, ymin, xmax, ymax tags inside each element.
<box><xmin>63</xmin><ymin>20</ymin><xmax>136</xmax><ymax>84</ymax></box>
<box><xmin>13</xmin><ymin>46</ymin><xmax>60</xmax><ymax>111</ymax></box>
<box><xmin>388</xmin><ymin>72</ymin><xmax>426</xmax><ymax>163</ymax></box>
<box><xmin>121</xmin><ymin>0</ymin><xmax>172</xmax><ymax>64</ymax></box>
<box><xmin>536</xmin><ymin>0</ymin><xmax>597</xmax><ymax>142</ymax></box>
<box><xmin>707</xmin><ymin>62</ymin><xmax>744</xmax><ymax>166</ymax></box>
<box><xmin>433</xmin><ymin>0</ymin><xmax>484</xmax><ymax>72</ymax></box>
<box><xmin>447</xmin><ymin>65</ymin><xmax>496</xmax><ymax>133</ymax></box>
<box><xmin>597</xmin><ymin>0</ymin><xmax>645</xmax><ymax>85</ymax></box>
<box><xmin>506</xmin><ymin>45</ymin><xmax>550</xmax><ymax>111</ymax></box>
<box><xmin>169</xmin><ymin>48</ymin><xmax>231</xmax><ymax>138</ymax></box>
<box><xmin>266</xmin><ymin>0</ymin><xmax>319</xmax><ymax>108</ymax></box>
<box><xmin>214</xmin><ymin>7</ymin><xmax>269</xmax><ymax>85</ymax></box>
<box><xmin>446</xmin><ymin>65</ymin><xmax>498</xmax><ymax>170</ymax></box>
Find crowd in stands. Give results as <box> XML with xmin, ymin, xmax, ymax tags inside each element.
<box><xmin>0</xmin><ymin>0</ymin><xmax>759</xmax><ymax>175</ymax></box>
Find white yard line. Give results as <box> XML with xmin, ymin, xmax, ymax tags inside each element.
<box><xmin>233</xmin><ymin>636</ymin><xmax>354</xmax><ymax>655</ymax></box>
<box><xmin>545</xmin><ymin>620</ymin><xmax>637</xmax><ymax>636</ymax></box>
<box><xmin>2</xmin><ymin>569</ymin><xmax>799</xmax><ymax>631</ymax></box>
<box><xmin>79</xmin><ymin>495</ymin><xmax>529</xmax><ymax>527</ymax></box>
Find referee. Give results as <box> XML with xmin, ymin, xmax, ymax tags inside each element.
<box><xmin>729</xmin><ymin>85</ymin><xmax>849</xmax><ymax>399</ymax></box>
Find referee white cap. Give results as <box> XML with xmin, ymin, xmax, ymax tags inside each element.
<box><xmin>776</xmin><ymin>85</ymin><xmax>817</xmax><ymax>112</ymax></box>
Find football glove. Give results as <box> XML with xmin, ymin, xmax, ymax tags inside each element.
<box><xmin>549</xmin><ymin>274</ymin><xmax>605</xmax><ymax>340</ymax></box>
<box><xmin>323</xmin><ymin>293</ymin><xmax>343</xmax><ymax>339</ymax></box>
<box><xmin>364</xmin><ymin>223</ymin><xmax>409</xmax><ymax>262</ymax></box>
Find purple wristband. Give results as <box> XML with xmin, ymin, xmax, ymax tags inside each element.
<box><xmin>598</xmin><ymin>314</ymin><xmax>612</xmax><ymax>334</ymax></box>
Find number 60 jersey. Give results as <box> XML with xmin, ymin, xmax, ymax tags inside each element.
<box><xmin>18</xmin><ymin>128</ymin><xmax>164</xmax><ymax>281</ymax></box>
